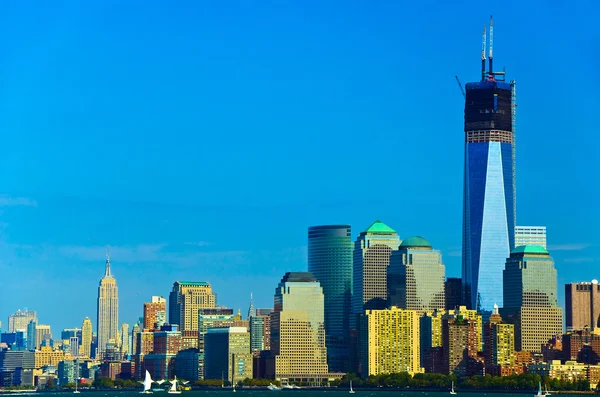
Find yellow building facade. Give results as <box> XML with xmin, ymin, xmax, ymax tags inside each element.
<box><xmin>34</xmin><ymin>346</ymin><xmax>65</xmax><ymax>368</ymax></box>
<box><xmin>361</xmin><ymin>307</ymin><xmax>422</xmax><ymax>376</ymax></box>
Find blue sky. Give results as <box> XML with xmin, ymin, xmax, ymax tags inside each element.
<box><xmin>0</xmin><ymin>0</ymin><xmax>598</xmax><ymax>334</ymax></box>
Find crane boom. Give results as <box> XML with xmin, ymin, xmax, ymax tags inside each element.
<box><xmin>455</xmin><ymin>76</ymin><xmax>466</xmax><ymax>99</ymax></box>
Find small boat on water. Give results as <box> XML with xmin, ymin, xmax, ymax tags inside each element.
<box><xmin>349</xmin><ymin>380</ymin><xmax>355</xmax><ymax>394</ymax></box>
<box><xmin>268</xmin><ymin>383</ymin><xmax>280</xmax><ymax>391</ymax></box>
<box><xmin>545</xmin><ymin>385</ymin><xmax>551</xmax><ymax>396</ymax></box>
<box><xmin>139</xmin><ymin>370</ymin><xmax>154</xmax><ymax>394</ymax></box>
<box><xmin>168</xmin><ymin>376</ymin><xmax>182</xmax><ymax>394</ymax></box>
<box><xmin>450</xmin><ymin>381</ymin><xmax>456</xmax><ymax>395</ymax></box>
<box><xmin>535</xmin><ymin>382</ymin><xmax>543</xmax><ymax>397</ymax></box>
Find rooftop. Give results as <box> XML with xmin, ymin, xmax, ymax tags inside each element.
<box><xmin>511</xmin><ymin>245</ymin><xmax>549</xmax><ymax>255</ymax></box>
<box><xmin>280</xmin><ymin>272</ymin><xmax>317</xmax><ymax>283</ymax></box>
<box><xmin>399</xmin><ymin>236</ymin><xmax>432</xmax><ymax>249</ymax></box>
<box><xmin>174</xmin><ymin>281</ymin><xmax>211</xmax><ymax>287</ymax></box>
<box><xmin>363</xmin><ymin>220</ymin><xmax>396</xmax><ymax>234</ymax></box>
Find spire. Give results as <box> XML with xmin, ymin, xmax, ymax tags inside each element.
<box><xmin>248</xmin><ymin>292</ymin><xmax>256</xmax><ymax>318</ymax></box>
<box><xmin>104</xmin><ymin>245</ymin><xmax>112</xmax><ymax>277</ymax></box>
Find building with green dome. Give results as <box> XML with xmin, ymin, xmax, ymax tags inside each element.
<box><xmin>387</xmin><ymin>236</ymin><xmax>445</xmax><ymax>311</ymax></box>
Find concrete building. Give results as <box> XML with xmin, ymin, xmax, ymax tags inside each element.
<box><xmin>169</xmin><ymin>282</ymin><xmax>216</xmax><ymax>331</ymax></box>
<box><xmin>34</xmin><ymin>346</ymin><xmax>66</xmax><ymax>368</ymax></box>
<box><xmin>562</xmin><ymin>329</ymin><xmax>600</xmax><ymax>364</ymax></box>
<box><xmin>204</xmin><ymin>327</ymin><xmax>252</xmax><ymax>384</ymax></box>
<box><xmin>445</xmin><ymin>278</ymin><xmax>462</xmax><ymax>310</ymax></box>
<box><xmin>388</xmin><ymin>236</ymin><xmax>445</xmax><ymax>311</ymax></box>
<box><xmin>442</xmin><ymin>316</ymin><xmax>482</xmax><ymax>376</ymax></box>
<box><xmin>502</xmin><ymin>245</ymin><xmax>563</xmax><ymax>353</ymax></box>
<box><xmin>144</xmin><ymin>296</ymin><xmax>167</xmax><ymax>330</ymax></box>
<box><xmin>197</xmin><ymin>307</ymin><xmax>235</xmax><ymax>379</ymax></box>
<box><xmin>267</xmin><ymin>272</ymin><xmax>331</xmax><ymax>382</ymax></box>
<box><xmin>360</xmin><ymin>307</ymin><xmax>421</xmax><ymax>376</ymax></box>
<box><xmin>484</xmin><ymin>304</ymin><xmax>515</xmax><ymax>372</ymax></box>
<box><xmin>154</xmin><ymin>328</ymin><xmax>182</xmax><ymax>355</ymax></box>
<box><xmin>308</xmin><ymin>225</ymin><xmax>353</xmax><ymax>372</ymax></box>
<box><xmin>515</xmin><ymin>226</ymin><xmax>547</xmax><ymax>249</ymax></box>
<box><xmin>565</xmin><ymin>281</ymin><xmax>600</xmax><ymax>331</ymax></box>
<box><xmin>81</xmin><ymin>318</ymin><xmax>92</xmax><ymax>358</ymax></box>
<box><xmin>8</xmin><ymin>310</ymin><xmax>37</xmax><ymax>336</ymax></box>
<box><xmin>97</xmin><ymin>250</ymin><xmax>119</xmax><ymax>358</ymax></box>
<box><xmin>175</xmin><ymin>348</ymin><xmax>200</xmax><ymax>381</ymax></box>
<box><xmin>120</xmin><ymin>324</ymin><xmax>129</xmax><ymax>356</ymax></box>
<box><xmin>420</xmin><ymin>310</ymin><xmax>444</xmax><ymax>373</ymax></box>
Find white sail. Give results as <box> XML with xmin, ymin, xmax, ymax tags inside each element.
<box><xmin>170</xmin><ymin>377</ymin><xmax>178</xmax><ymax>392</ymax></box>
<box><xmin>143</xmin><ymin>370</ymin><xmax>154</xmax><ymax>392</ymax></box>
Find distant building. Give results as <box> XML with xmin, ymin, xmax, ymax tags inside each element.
<box><xmin>501</xmin><ymin>246</ymin><xmax>563</xmax><ymax>353</ymax></box>
<box><xmin>442</xmin><ymin>316</ymin><xmax>482</xmax><ymax>376</ymax></box>
<box><xmin>169</xmin><ymin>282</ymin><xmax>216</xmax><ymax>331</ymax></box>
<box><xmin>308</xmin><ymin>224</ymin><xmax>353</xmax><ymax>372</ymax></box>
<box><xmin>562</xmin><ymin>329</ymin><xmax>600</xmax><ymax>364</ymax></box>
<box><xmin>26</xmin><ymin>320</ymin><xmax>37</xmax><ymax>350</ymax></box>
<box><xmin>484</xmin><ymin>304</ymin><xmax>515</xmax><ymax>372</ymax></box>
<box><xmin>34</xmin><ymin>346</ymin><xmax>65</xmax><ymax>368</ymax></box>
<box><xmin>97</xmin><ymin>250</ymin><xmax>119</xmax><ymax>358</ymax></box>
<box><xmin>8</xmin><ymin>310</ymin><xmax>37</xmax><ymax>337</ymax></box>
<box><xmin>154</xmin><ymin>328</ymin><xmax>182</xmax><ymax>355</ymax></box>
<box><xmin>58</xmin><ymin>360</ymin><xmax>77</xmax><ymax>386</ymax></box>
<box><xmin>204</xmin><ymin>327</ymin><xmax>253</xmax><ymax>384</ymax></box>
<box><xmin>444</xmin><ymin>278</ymin><xmax>462</xmax><ymax>310</ymax></box>
<box><xmin>360</xmin><ymin>307</ymin><xmax>421</xmax><ymax>377</ymax></box>
<box><xmin>565</xmin><ymin>281</ymin><xmax>600</xmax><ymax>331</ymax></box>
<box><xmin>197</xmin><ymin>307</ymin><xmax>235</xmax><ymax>379</ymax></box>
<box><xmin>515</xmin><ymin>226</ymin><xmax>547</xmax><ymax>249</ymax></box>
<box><xmin>175</xmin><ymin>348</ymin><xmax>200</xmax><ymax>381</ymax></box>
<box><xmin>144</xmin><ymin>296</ymin><xmax>167</xmax><ymax>330</ymax></box>
<box><xmin>120</xmin><ymin>324</ymin><xmax>130</xmax><ymax>356</ymax></box>
<box><xmin>69</xmin><ymin>337</ymin><xmax>79</xmax><ymax>357</ymax></box>
<box><xmin>420</xmin><ymin>310</ymin><xmax>444</xmax><ymax>373</ymax></box>
<box><xmin>388</xmin><ymin>236</ymin><xmax>445</xmax><ymax>311</ymax></box>
<box><xmin>267</xmin><ymin>272</ymin><xmax>331</xmax><ymax>382</ymax></box>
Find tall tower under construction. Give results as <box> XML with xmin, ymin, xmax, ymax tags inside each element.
<box><xmin>462</xmin><ymin>17</ymin><xmax>516</xmax><ymax>314</ymax></box>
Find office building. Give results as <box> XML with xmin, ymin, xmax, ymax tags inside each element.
<box><xmin>565</xmin><ymin>281</ymin><xmax>600</xmax><ymax>331</ymax></box>
<box><xmin>61</xmin><ymin>328</ymin><xmax>82</xmax><ymax>341</ymax></box>
<box><xmin>154</xmin><ymin>328</ymin><xmax>182</xmax><ymax>355</ymax></box>
<box><xmin>97</xmin><ymin>250</ymin><xmax>119</xmax><ymax>358</ymax></box>
<box><xmin>169</xmin><ymin>281</ymin><xmax>216</xmax><ymax>331</ymax></box>
<box><xmin>420</xmin><ymin>310</ymin><xmax>444</xmax><ymax>373</ymax></box>
<box><xmin>144</xmin><ymin>296</ymin><xmax>167</xmax><ymax>330</ymax></box>
<box><xmin>204</xmin><ymin>327</ymin><xmax>253</xmax><ymax>384</ymax></box>
<box><xmin>267</xmin><ymin>272</ymin><xmax>330</xmax><ymax>382</ymax></box>
<box><xmin>198</xmin><ymin>307</ymin><xmax>235</xmax><ymax>379</ymax></box>
<box><xmin>26</xmin><ymin>320</ymin><xmax>37</xmax><ymax>350</ymax></box>
<box><xmin>502</xmin><ymin>246</ymin><xmax>563</xmax><ymax>353</ymax></box>
<box><xmin>515</xmin><ymin>226</ymin><xmax>547</xmax><ymax>249</ymax></box>
<box><xmin>445</xmin><ymin>278</ymin><xmax>462</xmax><ymax>310</ymax></box>
<box><xmin>442</xmin><ymin>317</ymin><xmax>482</xmax><ymax>376</ymax></box>
<box><xmin>562</xmin><ymin>329</ymin><xmax>600</xmax><ymax>364</ymax></box>
<box><xmin>308</xmin><ymin>224</ymin><xmax>353</xmax><ymax>372</ymax></box>
<box><xmin>175</xmin><ymin>348</ymin><xmax>200</xmax><ymax>381</ymax></box>
<box><xmin>360</xmin><ymin>307</ymin><xmax>421</xmax><ymax>376</ymax></box>
<box><xmin>462</xmin><ymin>20</ymin><xmax>516</xmax><ymax>313</ymax></box>
<box><xmin>120</xmin><ymin>323</ymin><xmax>130</xmax><ymax>356</ymax></box>
<box><xmin>388</xmin><ymin>236</ymin><xmax>445</xmax><ymax>311</ymax></box>
<box><xmin>81</xmin><ymin>318</ymin><xmax>92</xmax><ymax>358</ymax></box>
<box><xmin>484</xmin><ymin>304</ymin><xmax>515</xmax><ymax>371</ymax></box>
<box><xmin>8</xmin><ymin>310</ymin><xmax>37</xmax><ymax>334</ymax></box>
<box><xmin>33</xmin><ymin>346</ymin><xmax>65</xmax><ymax>368</ymax></box>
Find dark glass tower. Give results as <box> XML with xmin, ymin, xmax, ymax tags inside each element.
<box><xmin>308</xmin><ymin>225</ymin><xmax>353</xmax><ymax>373</ymax></box>
<box><xmin>462</xmin><ymin>18</ymin><xmax>516</xmax><ymax>314</ymax></box>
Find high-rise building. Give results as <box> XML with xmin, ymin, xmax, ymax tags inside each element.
<box><xmin>8</xmin><ymin>310</ymin><xmax>37</xmax><ymax>337</ymax></box>
<box><xmin>501</xmin><ymin>246</ymin><xmax>563</xmax><ymax>353</ymax></box>
<box><xmin>154</xmin><ymin>327</ymin><xmax>182</xmax><ymax>355</ymax></box>
<box><xmin>307</xmin><ymin>224</ymin><xmax>353</xmax><ymax>373</ymax></box>
<box><xmin>169</xmin><ymin>282</ymin><xmax>216</xmax><ymax>331</ymax></box>
<box><xmin>144</xmin><ymin>296</ymin><xmax>167</xmax><ymax>330</ymax></box>
<box><xmin>120</xmin><ymin>324</ymin><xmax>130</xmax><ymax>356</ymax></box>
<box><xmin>267</xmin><ymin>272</ymin><xmax>329</xmax><ymax>381</ymax></box>
<box><xmin>197</xmin><ymin>307</ymin><xmax>236</xmax><ymax>378</ymax></box>
<box><xmin>69</xmin><ymin>337</ymin><xmax>79</xmax><ymax>357</ymax></box>
<box><xmin>515</xmin><ymin>226</ymin><xmax>547</xmax><ymax>249</ymax></box>
<box><xmin>81</xmin><ymin>318</ymin><xmax>92</xmax><ymax>358</ymax></box>
<box><xmin>26</xmin><ymin>320</ymin><xmax>37</xmax><ymax>350</ymax></box>
<box><xmin>204</xmin><ymin>327</ymin><xmax>253</xmax><ymax>384</ymax></box>
<box><xmin>445</xmin><ymin>278</ymin><xmax>462</xmax><ymax>310</ymax></box>
<box><xmin>388</xmin><ymin>236</ymin><xmax>445</xmax><ymax>311</ymax></box>
<box><xmin>442</xmin><ymin>316</ymin><xmax>482</xmax><ymax>376</ymax></box>
<box><xmin>483</xmin><ymin>304</ymin><xmax>515</xmax><ymax>371</ymax></box>
<box><xmin>360</xmin><ymin>307</ymin><xmax>421</xmax><ymax>376</ymax></box>
<box><xmin>97</xmin><ymin>250</ymin><xmax>119</xmax><ymax>359</ymax></box>
<box><xmin>565</xmin><ymin>281</ymin><xmax>600</xmax><ymax>331</ymax></box>
<box><xmin>250</xmin><ymin>309</ymin><xmax>272</xmax><ymax>352</ymax></box>
<box><xmin>420</xmin><ymin>310</ymin><xmax>444</xmax><ymax>373</ymax></box>
<box><xmin>462</xmin><ymin>19</ymin><xmax>516</xmax><ymax>313</ymax></box>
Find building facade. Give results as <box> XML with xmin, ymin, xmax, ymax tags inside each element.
<box><xmin>97</xmin><ymin>251</ymin><xmax>119</xmax><ymax>358</ymax></box>
<box><xmin>462</xmin><ymin>53</ymin><xmax>516</xmax><ymax>313</ymax></box>
<box><xmin>169</xmin><ymin>282</ymin><xmax>216</xmax><ymax>331</ymax></box>
<box><xmin>388</xmin><ymin>236</ymin><xmax>445</xmax><ymax>311</ymax></box>
<box><xmin>144</xmin><ymin>296</ymin><xmax>167</xmax><ymax>330</ymax></box>
<box><xmin>565</xmin><ymin>281</ymin><xmax>600</xmax><ymax>331</ymax></box>
<box><xmin>204</xmin><ymin>327</ymin><xmax>252</xmax><ymax>384</ymax></box>
<box><xmin>483</xmin><ymin>305</ymin><xmax>515</xmax><ymax>371</ymax></box>
<box><xmin>360</xmin><ymin>307</ymin><xmax>421</xmax><ymax>377</ymax></box>
<box><xmin>444</xmin><ymin>278</ymin><xmax>462</xmax><ymax>310</ymax></box>
<box><xmin>268</xmin><ymin>272</ymin><xmax>329</xmax><ymax>381</ymax></box>
<box><xmin>502</xmin><ymin>245</ymin><xmax>563</xmax><ymax>353</ymax></box>
<box><xmin>515</xmin><ymin>226</ymin><xmax>547</xmax><ymax>249</ymax></box>
<box><xmin>308</xmin><ymin>224</ymin><xmax>353</xmax><ymax>373</ymax></box>
<box><xmin>8</xmin><ymin>310</ymin><xmax>37</xmax><ymax>336</ymax></box>
<box><xmin>81</xmin><ymin>318</ymin><xmax>92</xmax><ymax>358</ymax></box>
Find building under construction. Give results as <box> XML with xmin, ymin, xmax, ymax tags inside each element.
<box><xmin>461</xmin><ymin>17</ymin><xmax>517</xmax><ymax>314</ymax></box>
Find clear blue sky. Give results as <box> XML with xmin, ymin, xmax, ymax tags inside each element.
<box><xmin>0</xmin><ymin>0</ymin><xmax>598</xmax><ymax>334</ymax></box>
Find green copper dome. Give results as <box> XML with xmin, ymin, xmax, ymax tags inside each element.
<box><xmin>511</xmin><ymin>245</ymin><xmax>549</xmax><ymax>255</ymax></box>
<box><xmin>399</xmin><ymin>236</ymin><xmax>432</xmax><ymax>249</ymax></box>
<box><xmin>363</xmin><ymin>220</ymin><xmax>396</xmax><ymax>234</ymax></box>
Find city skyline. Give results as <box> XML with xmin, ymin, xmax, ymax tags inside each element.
<box><xmin>1</xmin><ymin>1</ymin><xmax>598</xmax><ymax>333</ymax></box>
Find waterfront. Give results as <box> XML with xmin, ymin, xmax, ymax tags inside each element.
<box><xmin>0</xmin><ymin>391</ymin><xmax>594</xmax><ymax>396</ymax></box>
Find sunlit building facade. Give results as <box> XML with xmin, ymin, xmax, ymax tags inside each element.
<box><xmin>97</xmin><ymin>252</ymin><xmax>119</xmax><ymax>358</ymax></box>
<box><xmin>169</xmin><ymin>282</ymin><xmax>216</xmax><ymax>331</ymax></box>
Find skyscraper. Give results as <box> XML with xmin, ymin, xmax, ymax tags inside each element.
<box><xmin>267</xmin><ymin>272</ymin><xmax>329</xmax><ymax>381</ymax></box>
<box><xmin>8</xmin><ymin>310</ymin><xmax>37</xmax><ymax>337</ymax></box>
<box><xmin>515</xmin><ymin>226</ymin><xmax>547</xmax><ymax>249</ymax></box>
<box><xmin>387</xmin><ymin>236</ymin><xmax>445</xmax><ymax>311</ymax></box>
<box><xmin>81</xmin><ymin>318</ymin><xmax>92</xmax><ymax>358</ymax></box>
<box><xmin>565</xmin><ymin>281</ymin><xmax>600</xmax><ymax>331</ymax></box>
<box><xmin>120</xmin><ymin>323</ymin><xmax>130</xmax><ymax>356</ymax></box>
<box><xmin>144</xmin><ymin>296</ymin><xmax>167</xmax><ymax>330</ymax></box>
<box><xmin>97</xmin><ymin>249</ymin><xmax>119</xmax><ymax>358</ymax></box>
<box><xmin>307</xmin><ymin>224</ymin><xmax>353</xmax><ymax>373</ymax></box>
<box><xmin>169</xmin><ymin>282</ymin><xmax>216</xmax><ymax>331</ymax></box>
<box><xmin>204</xmin><ymin>327</ymin><xmax>253</xmax><ymax>384</ymax></box>
<box><xmin>501</xmin><ymin>246</ymin><xmax>563</xmax><ymax>353</ymax></box>
<box><xmin>462</xmin><ymin>17</ymin><xmax>516</xmax><ymax>313</ymax></box>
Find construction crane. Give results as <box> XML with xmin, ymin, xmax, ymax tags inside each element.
<box><xmin>455</xmin><ymin>76</ymin><xmax>466</xmax><ymax>99</ymax></box>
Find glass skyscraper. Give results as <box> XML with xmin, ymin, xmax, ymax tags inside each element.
<box><xmin>308</xmin><ymin>225</ymin><xmax>352</xmax><ymax>373</ymax></box>
<box><xmin>462</xmin><ymin>77</ymin><xmax>516</xmax><ymax>313</ymax></box>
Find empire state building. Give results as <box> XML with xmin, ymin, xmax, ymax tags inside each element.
<box><xmin>97</xmin><ymin>248</ymin><xmax>119</xmax><ymax>358</ymax></box>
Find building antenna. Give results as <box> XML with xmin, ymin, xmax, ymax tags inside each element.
<box><xmin>488</xmin><ymin>15</ymin><xmax>494</xmax><ymax>77</ymax></box>
<box><xmin>481</xmin><ymin>24</ymin><xmax>487</xmax><ymax>81</ymax></box>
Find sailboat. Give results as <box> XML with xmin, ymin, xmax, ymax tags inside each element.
<box><xmin>545</xmin><ymin>385</ymin><xmax>551</xmax><ymax>396</ymax></box>
<box><xmin>73</xmin><ymin>378</ymin><xmax>80</xmax><ymax>394</ymax></box>
<box><xmin>349</xmin><ymin>380</ymin><xmax>355</xmax><ymax>394</ymax></box>
<box><xmin>450</xmin><ymin>381</ymin><xmax>456</xmax><ymax>395</ymax></box>
<box><xmin>168</xmin><ymin>376</ymin><xmax>181</xmax><ymax>394</ymax></box>
<box><xmin>535</xmin><ymin>382</ymin><xmax>543</xmax><ymax>397</ymax></box>
<box><xmin>140</xmin><ymin>370</ymin><xmax>154</xmax><ymax>394</ymax></box>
